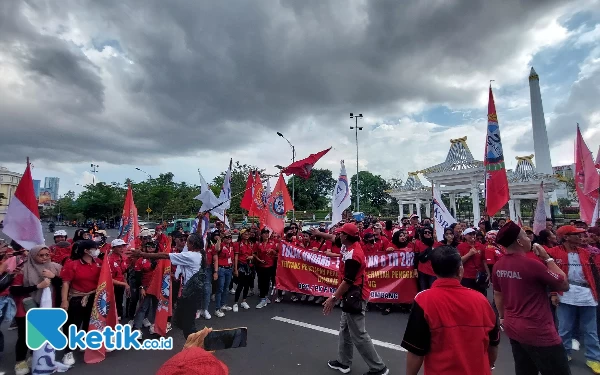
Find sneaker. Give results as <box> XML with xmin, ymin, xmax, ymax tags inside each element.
<box><xmin>137</xmin><ymin>332</ymin><xmax>143</xmax><ymax>340</ymax></box>
<box><xmin>327</xmin><ymin>360</ymin><xmax>350</xmax><ymax>374</ymax></box>
<box><xmin>240</xmin><ymin>301</ymin><xmax>250</xmax><ymax>309</ymax></box>
<box><xmin>266</xmin><ymin>297</ymin><xmax>271</xmax><ymax>304</ymax></box>
<box><xmin>291</xmin><ymin>296</ymin><xmax>299</xmax><ymax>302</ymax></box>
<box><xmin>142</xmin><ymin>318</ymin><xmax>152</xmax><ymax>328</ymax></box>
<box><xmin>149</xmin><ymin>324</ymin><xmax>155</xmax><ymax>335</ymax></box>
<box><xmin>221</xmin><ymin>305</ymin><xmax>233</xmax><ymax>311</ymax></box>
<box><xmin>166</xmin><ymin>322</ymin><xmax>172</xmax><ymax>333</ymax></box>
<box><xmin>8</xmin><ymin>319</ymin><xmax>18</xmax><ymax>330</ymax></box>
<box><xmin>256</xmin><ymin>299</ymin><xmax>267</xmax><ymax>309</ymax></box>
<box><xmin>202</xmin><ymin>310</ymin><xmax>212</xmax><ymax>320</ymax></box>
<box><xmin>301</xmin><ymin>295</ymin><xmax>307</xmax><ymax>302</ymax></box>
<box><xmin>215</xmin><ymin>310</ymin><xmax>225</xmax><ymax>318</ymax></box>
<box><xmin>275</xmin><ymin>297</ymin><xmax>282</xmax><ymax>303</ymax></box>
<box><xmin>315</xmin><ymin>297</ymin><xmax>324</xmax><ymax>304</ymax></box>
<box><xmin>308</xmin><ymin>296</ymin><xmax>315</xmax><ymax>302</ymax></box>
<box><xmin>127</xmin><ymin>320</ymin><xmax>134</xmax><ymax>327</ymax></box>
<box><xmin>568</xmin><ymin>355</ymin><xmax>572</xmax><ymax>362</ymax></box>
<box><xmin>587</xmin><ymin>361</ymin><xmax>600</xmax><ymax>374</ymax></box>
<box><xmin>573</xmin><ymin>339</ymin><xmax>581</xmax><ymax>351</ymax></box>
<box><xmin>15</xmin><ymin>361</ymin><xmax>29</xmax><ymax>375</ymax></box>
<box><xmin>363</xmin><ymin>367</ymin><xmax>389</xmax><ymax>375</ymax></box>
<box><xmin>62</xmin><ymin>352</ymin><xmax>75</xmax><ymax>366</ymax></box>
<box><xmin>229</xmin><ymin>288</ymin><xmax>236</xmax><ymax>295</ymax></box>
<box><xmin>195</xmin><ymin>310</ymin><xmax>201</xmax><ymax>319</ymax></box>
<box><xmin>233</xmin><ymin>304</ymin><xmax>239</xmax><ymax>312</ymax></box>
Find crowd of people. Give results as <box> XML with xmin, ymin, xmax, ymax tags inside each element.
<box><xmin>1</xmin><ymin>213</ymin><xmax>600</xmax><ymax>374</ymax></box>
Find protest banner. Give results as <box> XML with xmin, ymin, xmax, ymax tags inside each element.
<box><xmin>275</xmin><ymin>242</ymin><xmax>418</xmax><ymax>304</ymax></box>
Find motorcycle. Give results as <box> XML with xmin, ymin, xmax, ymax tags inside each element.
<box><xmin>48</xmin><ymin>222</ymin><xmax>55</xmax><ymax>233</ymax></box>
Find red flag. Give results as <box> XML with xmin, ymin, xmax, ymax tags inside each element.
<box><xmin>248</xmin><ymin>172</ymin><xmax>266</xmax><ymax>218</ymax></box>
<box><xmin>2</xmin><ymin>159</ymin><xmax>44</xmax><ymax>249</ymax></box>
<box><xmin>147</xmin><ymin>259</ymin><xmax>172</xmax><ymax>337</ymax></box>
<box><xmin>157</xmin><ymin>233</ymin><xmax>171</xmax><ymax>253</ymax></box>
<box><xmin>240</xmin><ymin>171</ymin><xmax>255</xmax><ymax>211</ymax></box>
<box><xmin>282</xmin><ymin>147</ymin><xmax>331</xmax><ymax>179</ymax></box>
<box><xmin>264</xmin><ymin>174</ymin><xmax>294</xmax><ymax>234</ymax></box>
<box><xmin>119</xmin><ymin>185</ymin><xmax>139</xmax><ymax>250</ymax></box>
<box><xmin>484</xmin><ymin>86</ymin><xmax>510</xmax><ymax>216</ymax></box>
<box><xmin>84</xmin><ymin>253</ymin><xmax>118</xmax><ymax>364</ymax></box>
<box><xmin>575</xmin><ymin>125</ymin><xmax>599</xmax><ymax>224</ymax></box>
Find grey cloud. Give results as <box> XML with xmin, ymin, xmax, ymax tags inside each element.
<box><xmin>0</xmin><ymin>0</ymin><xmax>585</xmax><ymax>165</ymax></box>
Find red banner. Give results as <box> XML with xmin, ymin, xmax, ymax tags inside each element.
<box><xmin>275</xmin><ymin>242</ymin><xmax>418</xmax><ymax>304</ymax></box>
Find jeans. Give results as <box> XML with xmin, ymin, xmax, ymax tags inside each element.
<box><xmin>557</xmin><ymin>303</ymin><xmax>600</xmax><ymax>361</ymax></box>
<box><xmin>200</xmin><ymin>267</ymin><xmax>213</xmax><ymax>312</ymax></box>
<box><xmin>133</xmin><ymin>295</ymin><xmax>158</xmax><ymax>329</ymax></box>
<box><xmin>338</xmin><ymin>300</ymin><xmax>386</xmax><ymax>372</ymax></box>
<box><xmin>216</xmin><ymin>267</ymin><xmax>233</xmax><ymax>310</ymax></box>
<box><xmin>510</xmin><ymin>339</ymin><xmax>571</xmax><ymax>375</ymax></box>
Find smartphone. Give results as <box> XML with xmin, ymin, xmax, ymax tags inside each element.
<box><xmin>203</xmin><ymin>327</ymin><xmax>247</xmax><ymax>351</ymax></box>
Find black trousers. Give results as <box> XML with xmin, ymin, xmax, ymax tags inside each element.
<box><xmin>15</xmin><ymin>317</ymin><xmax>28</xmax><ymax>362</ymax></box>
<box><xmin>510</xmin><ymin>339</ymin><xmax>571</xmax><ymax>375</ymax></box>
<box><xmin>418</xmin><ymin>272</ymin><xmax>436</xmax><ymax>291</ymax></box>
<box><xmin>63</xmin><ymin>295</ymin><xmax>95</xmax><ymax>353</ymax></box>
<box><xmin>460</xmin><ymin>277</ymin><xmax>486</xmax><ymax>295</ymax></box>
<box><xmin>174</xmin><ymin>294</ymin><xmax>199</xmax><ymax>340</ymax></box>
<box><xmin>235</xmin><ymin>272</ymin><xmax>253</xmax><ymax>302</ymax></box>
<box><xmin>114</xmin><ymin>285</ymin><xmax>125</xmax><ymax>318</ymax></box>
<box><xmin>257</xmin><ymin>266</ymin><xmax>276</xmax><ymax>299</ymax></box>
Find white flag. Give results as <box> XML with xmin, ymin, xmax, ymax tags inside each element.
<box><xmin>331</xmin><ymin>161</ymin><xmax>351</xmax><ymax>227</ymax></box>
<box><xmin>533</xmin><ymin>182</ymin><xmax>547</xmax><ymax>235</ymax></box>
<box><xmin>218</xmin><ymin>159</ymin><xmax>233</xmax><ymax>210</ymax></box>
<box><xmin>32</xmin><ymin>288</ymin><xmax>71</xmax><ymax>373</ymax></box>
<box><xmin>194</xmin><ymin>171</ymin><xmax>230</xmax><ymax>228</ymax></box>
<box><xmin>432</xmin><ymin>187</ymin><xmax>457</xmax><ymax>241</ymax></box>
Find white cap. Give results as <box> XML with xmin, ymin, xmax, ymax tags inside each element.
<box><xmin>139</xmin><ymin>229</ymin><xmax>152</xmax><ymax>237</ymax></box>
<box><xmin>462</xmin><ymin>228</ymin><xmax>476</xmax><ymax>236</ymax></box>
<box><xmin>54</xmin><ymin>230</ymin><xmax>67</xmax><ymax>237</ymax></box>
<box><xmin>111</xmin><ymin>239</ymin><xmax>127</xmax><ymax>247</ymax></box>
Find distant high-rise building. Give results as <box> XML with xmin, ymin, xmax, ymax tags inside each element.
<box><xmin>33</xmin><ymin>179</ymin><xmax>41</xmax><ymax>198</ymax></box>
<box><xmin>44</xmin><ymin>177</ymin><xmax>60</xmax><ymax>200</ymax></box>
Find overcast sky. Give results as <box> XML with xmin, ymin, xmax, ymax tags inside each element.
<box><xmin>1</xmin><ymin>0</ymin><xmax>599</xmax><ymax>196</ymax></box>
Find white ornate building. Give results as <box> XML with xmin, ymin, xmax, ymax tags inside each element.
<box><xmin>0</xmin><ymin>166</ymin><xmax>22</xmax><ymax>221</ymax></box>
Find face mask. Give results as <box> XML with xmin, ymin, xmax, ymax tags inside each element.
<box><xmin>89</xmin><ymin>249</ymin><xmax>100</xmax><ymax>258</ymax></box>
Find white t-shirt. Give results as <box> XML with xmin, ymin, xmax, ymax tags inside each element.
<box><xmin>561</xmin><ymin>252</ymin><xmax>597</xmax><ymax>307</ymax></box>
<box><xmin>169</xmin><ymin>252</ymin><xmax>202</xmax><ymax>285</ymax></box>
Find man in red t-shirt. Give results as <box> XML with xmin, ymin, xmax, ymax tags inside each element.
<box><xmin>493</xmin><ymin>221</ymin><xmax>570</xmax><ymax>375</ymax></box>
<box><xmin>402</xmin><ymin>245</ymin><xmax>500</xmax><ymax>375</ymax></box>
<box><xmin>323</xmin><ymin>223</ymin><xmax>389</xmax><ymax>375</ymax></box>
<box><xmin>457</xmin><ymin>228</ymin><xmax>488</xmax><ymax>294</ymax></box>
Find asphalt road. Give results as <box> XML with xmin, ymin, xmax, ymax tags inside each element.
<box><xmin>0</xmin><ymin>226</ymin><xmax>594</xmax><ymax>374</ymax></box>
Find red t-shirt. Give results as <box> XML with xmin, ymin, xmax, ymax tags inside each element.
<box><xmin>205</xmin><ymin>247</ymin><xmax>214</xmax><ymax>267</ymax></box>
<box><xmin>254</xmin><ymin>241</ymin><xmax>277</xmax><ymax>268</ymax></box>
<box><xmin>134</xmin><ymin>258</ymin><xmax>155</xmax><ymax>288</ymax></box>
<box><xmin>235</xmin><ymin>242</ymin><xmax>254</xmax><ymax>265</ymax></box>
<box><xmin>492</xmin><ymin>253</ymin><xmax>564</xmax><ymax>346</ymax></box>
<box><xmin>382</xmin><ymin>229</ymin><xmax>395</xmax><ymax>241</ymax></box>
<box><xmin>108</xmin><ymin>253</ymin><xmax>127</xmax><ymax>282</ymax></box>
<box><xmin>457</xmin><ymin>242</ymin><xmax>486</xmax><ymax>279</ymax></box>
<box><xmin>340</xmin><ymin>242</ymin><xmax>370</xmax><ymax>300</ymax></box>
<box><xmin>213</xmin><ymin>244</ymin><xmax>234</xmax><ymax>267</ymax></box>
<box><xmin>60</xmin><ymin>259</ymin><xmax>102</xmax><ymax>293</ymax></box>
<box><xmin>414</xmin><ymin>241</ymin><xmax>435</xmax><ymax>276</ymax></box>
<box><xmin>484</xmin><ymin>244</ymin><xmax>504</xmax><ymax>266</ymax></box>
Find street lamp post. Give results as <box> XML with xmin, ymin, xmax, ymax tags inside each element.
<box><xmin>90</xmin><ymin>164</ymin><xmax>99</xmax><ymax>184</ymax></box>
<box><xmin>350</xmin><ymin>113</ymin><xmax>363</xmax><ymax>212</ymax></box>
<box><xmin>135</xmin><ymin>168</ymin><xmax>152</xmax><ymax>221</ymax></box>
<box><xmin>276</xmin><ymin>132</ymin><xmax>296</xmax><ymax>221</ymax></box>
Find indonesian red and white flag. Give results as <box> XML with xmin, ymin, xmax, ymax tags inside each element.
<box><xmin>1</xmin><ymin>160</ymin><xmax>44</xmax><ymax>249</ymax></box>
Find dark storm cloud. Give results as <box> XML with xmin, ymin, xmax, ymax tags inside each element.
<box><xmin>0</xmin><ymin>0</ymin><xmax>572</xmax><ymax>164</ymax></box>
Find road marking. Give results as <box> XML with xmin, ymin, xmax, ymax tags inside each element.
<box><xmin>271</xmin><ymin>316</ymin><xmax>406</xmax><ymax>352</ymax></box>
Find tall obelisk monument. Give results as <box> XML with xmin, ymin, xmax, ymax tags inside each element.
<box><xmin>529</xmin><ymin>67</ymin><xmax>553</xmax><ymax>175</ymax></box>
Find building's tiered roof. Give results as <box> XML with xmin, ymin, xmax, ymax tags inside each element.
<box><xmin>422</xmin><ymin>136</ymin><xmax>483</xmax><ymax>174</ymax></box>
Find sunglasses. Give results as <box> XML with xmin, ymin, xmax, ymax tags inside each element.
<box><xmin>423</xmin><ymin>231</ymin><xmax>432</xmax><ymax>235</ymax></box>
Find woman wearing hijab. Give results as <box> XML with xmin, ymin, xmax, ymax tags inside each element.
<box><xmin>60</xmin><ymin>240</ymin><xmax>102</xmax><ymax>366</ymax></box>
<box><xmin>10</xmin><ymin>245</ymin><xmax>62</xmax><ymax>375</ymax></box>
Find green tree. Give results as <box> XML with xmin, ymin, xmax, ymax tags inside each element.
<box><xmin>76</xmin><ymin>182</ymin><xmax>125</xmax><ymax>221</ymax></box>
<box><xmin>349</xmin><ymin>171</ymin><xmax>391</xmax><ymax>214</ymax></box>
<box><xmin>557</xmin><ymin>197</ymin><xmax>572</xmax><ymax>209</ymax></box>
<box><xmin>287</xmin><ymin>169</ymin><xmax>336</xmax><ymax>211</ymax></box>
